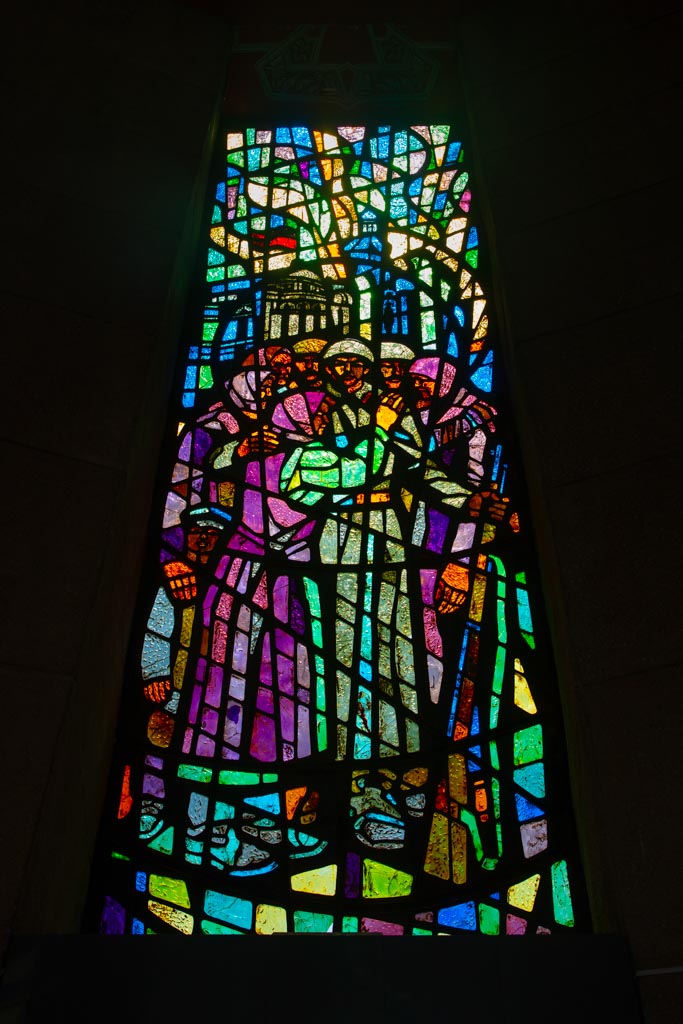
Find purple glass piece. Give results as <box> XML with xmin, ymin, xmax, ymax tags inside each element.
<box><xmin>279</xmin><ymin>695</ymin><xmax>295</xmax><ymax>742</ymax></box>
<box><xmin>426</xmin><ymin>509</ymin><xmax>448</xmax><ymax>553</ymax></box>
<box><xmin>256</xmin><ymin>685</ymin><xmax>274</xmax><ymax>714</ymax></box>
<box><xmin>276</xmin><ymin>653</ymin><xmax>295</xmax><ymax>695</ymax></box>
<box><xmin>196</xmin><ymin>734</ymin><xmax>215</xmax><ymax>757</ymax></box>
<box><xmin>250</xmin><ymin>713</ymin><xmax>276</xmax><ymax>760</ymax></box>
<box><xmin>275</xmin><ymin>624</ymin><xmax>295</xmax><ymax>657</ymax></box>
<box><xmin>100</xmin><ymin>896</ymin><xmax>126</xmax><ymax>935</ymax></box>
<box><xmin>345</xmin><ymin>852</ymin><xmax>361</xmax><ymax>898</ymax></box>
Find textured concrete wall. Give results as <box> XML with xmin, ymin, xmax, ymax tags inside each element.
<box><xmin>0</xmin><ymin>0</ymin><xmax>231</xmax><ymax>940</ymax></box>
<box><xmin>455</xmin><ymin>3</ymin><xmax>683</xmax><ymax>1019</ymax></box>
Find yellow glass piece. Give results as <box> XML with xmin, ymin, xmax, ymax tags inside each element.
<box><xmin>424</xmin><ymin>812</ymin><xmax>450</xmax><ymax>879</ymax></box>
<box><xmin>267</xmin><ymin>252</ymin><xmax>294</xmax><ymax>271</ymax></box>
<box><xmin>209</xmin><ymin>226</ymin><xmax>225</xmax><ymax>247</ymax></box>
<box><xmin>513</xmin><ymin>658</ymin><xmax>538</xmax><ymax>714</ymax></box>
<box><xmin>451</xmin><ymin>820</ymin><xmax>467</xmax><ymax>884</ymax></box>
<box><xmin>469</xmin><ymin>573</ymin><xmax>487</xmax><ymax>623</ymax></box>
<box><xmin>507</xmin><ymin>873</ymin><xmax>541</xmax><ymax>911</ymax></box>
<box><xmin>149</xmin><ymin>874</ymin><xmax>191</xmax><ymax>907</ymax></box>
<box><xmin>255</xmin><ymin>904</ymin><xmax>288</xmax><ymax>934</ymax></box>
<box><xmin>179</xmin><ymin>607</ymin><xmax>195</xmax><ymax>647</ymax></box>
<box><xmin>473</xmin><ymin>315</ymin><xmax>489</xmax><ymax>340</ymax></box>
<box><xmin>172</xmin><ymin>649</ymin><xmax>187</xmax><ymax>689</ymax></box>
<box><xmin>291</xmin><ymin>863</ymin><xmax>338</xmax><ymax>896</ymax></box>
<box><xmin>403</xmin><ymin>766</ymin><xmax>428</xmax><ymax>788</ymax></box>
<box><xmin>430</xmin><ymin>250</ymin><xmax>459</xmax><ymax>275</ymax></box>
<box><xmin>362</xmin><ymin>860</ymin><xmax>413</xmax><ymax>898</ymax></box>
<box><xmin>148</xmin><ymin>901</ymin><xmax>193</xmax><ymax>934</ymax></box>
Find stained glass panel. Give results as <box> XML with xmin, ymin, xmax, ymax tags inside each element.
<box><xmin>87</xmin><ymin>122</ymin><xmax>588</xmax><ymax>938</ymax></box>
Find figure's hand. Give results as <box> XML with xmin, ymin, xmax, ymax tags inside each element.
<box><xmin>313</xmin><ymin>398</ymin><xmax>334</xmax><ymax>435</ymax></box>
<box><xmin>143</xmin><ymin>679</ymin><xmax>171</xmax><ymax>703</ymax></box>
<box><xmin>376</xmin><ymin>392</ymin><xmax>405</xmax><ymax>431</ymax></box>
<box><xmin>236</xmin><ymin>427</ymin><xmax>279</xmax><ymax>457</ymax></box>
<box><xmin>163</xmin><ymin>560</ymin><xmax>197</xmax><ymax>601</ymax></box>
<box><xmin>435</xmin><ymin>563</ymin><xmax>470</xmax><ymax>613</ymax></box>
<box><xmin>468</xmin><ymin>489</ymin><xmax>510</xmax><ymax>524</ymax></box>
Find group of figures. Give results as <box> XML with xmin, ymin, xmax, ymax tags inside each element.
<box><xmin>92</xmin><ymin>122</ymin><xmax>582</xmax><ymax>938</ymax></box>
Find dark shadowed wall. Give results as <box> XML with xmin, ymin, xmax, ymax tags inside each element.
<box><xmin>0</xmin><ymin>4</ymin><xmax>680</xmax><ymax>1021</ymax></box>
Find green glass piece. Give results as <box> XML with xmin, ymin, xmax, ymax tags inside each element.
<box><xmin>552</xmin><ymin>860</ymin><xmax>575</xmax><ymax>927</ymax></box>
<box><xmin>460</xmin><ymin>808</ymin><xmax>484</xmax><ymax>861</ymax></box>
<box><xmin>198</xmin><ymin>366</ymin><xmax>213</xmax><ymax>389</ymax></box>
<box><xmin>362</xmin><ymin>859</ymin><xmax>413</xmax><ymax>898</ymax></box>
<box><xmin>201</xmin><ymin>921</ymin><xmax>243</xmax><ymax>934</ymax></box>
<box><xmin>293</xmin><ymin>911</ymin><xmax>335</xmax><ymax>933</ymax></box>
<box><xmin>178</xmin><ymin>764</ymin><xmax>213</xmax><ymax>783</ymax></box>
<box><xmin>148</xmin><ymin>827</ymin><xmax>174</xmax><ymax>855</ymax></box>
<box><xmin>218</xmin><ymin>770</ymin><xmax>267</xmax><ymax>786</ymax></box>
<box><xmin>513</xmin><ymin>724</ymin><xmax>543</xmax><ymax>766</ymax></box>
<box><xmin>478</xmin><ymin>903</ymin><xmax>500</xmax><ymax>935</ymax></box>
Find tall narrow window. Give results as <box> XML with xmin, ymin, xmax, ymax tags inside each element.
<box><xmin>87</xmin><ymin>121</ymin><xmax>588</xmax><ymax>937</ymax></box>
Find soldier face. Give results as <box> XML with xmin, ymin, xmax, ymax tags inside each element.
<box><xmin>327</xmin><ymin>355</ymin><xmax>370</xmax><ymax>394</ymax></box>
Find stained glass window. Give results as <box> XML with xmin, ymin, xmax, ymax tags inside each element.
<box><xmin>86</xmin><ymin>122</ymin><xmax>588</xmax><ymax>938</ymax></box>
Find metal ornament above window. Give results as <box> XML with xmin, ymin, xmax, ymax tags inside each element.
<box><xmin>256</xmin><ymin>24</ymin><xmax>440</xmax><ymax>108</ymax></box>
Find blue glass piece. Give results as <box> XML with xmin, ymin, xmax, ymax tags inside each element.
<box><xmin>438</xmin><ymin>901</ymin><xmax>476</xmax><ymax>930</ymax></box>
<box><xmin>147</xmin><ymin>588</ymin><xmax>175</xmax><ymax>637</ymax></box>
<box><xmin>204</xmin><ymin>890</ymin><xmax>253</xmax><ymax>928</ymax></box>
<box><xmin>514</xmin><ymin>763</ymin><xmax>546</xmax><ymax>799</ymax></box>
<box><xmin>446</xmin><ymin>142</ymin><xmax>462</xmax><ymax>164</ymax></box>
<box><xmin>244</xmin><ymin>792</ymin><xmax>280</xmax><ymax>814</ymax></box>
<box><xmin>470</xmin><ymin>353</ymin><xmax>493</xmax><ymax>392</ymax></box>
<box><xmin>515</xmin><ymin>793</ymin><xmax>544</xmax><ymax>822</ymax></box>
<box><xmin>292</xmin><ymin>126</ymin><xmax>313</xmax><ymax>149</ymax></box>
